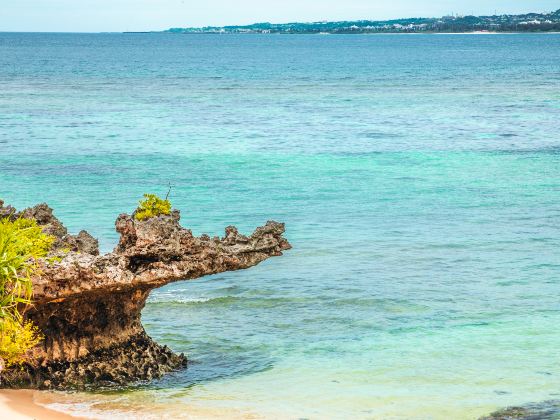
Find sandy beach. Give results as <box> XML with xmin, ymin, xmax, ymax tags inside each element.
<box><xmin>0</xmin><ymin>390</ymin><xmax>85</xmax><ymax>419</ymax></box>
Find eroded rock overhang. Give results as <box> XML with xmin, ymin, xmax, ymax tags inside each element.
<box><xmin>0</xmin><ymin>200</ymin><xmax>290</xmax><ymax>389</ymax></box>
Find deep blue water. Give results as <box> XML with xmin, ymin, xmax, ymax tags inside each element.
<box><xmin>1</xmin><ymin>33</ymin><xmax>560</xmax><ymax>419</ymax></box>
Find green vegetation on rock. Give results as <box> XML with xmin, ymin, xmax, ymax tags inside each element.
<box><xmin>134</xmin><ymin>194</ymin><xmax>172</xmax><ymax>221</ymax></box>
<box><xmin>0</xmin><ymin>217</ymin><xmax>51</xmax><ymax>367</ymax></box>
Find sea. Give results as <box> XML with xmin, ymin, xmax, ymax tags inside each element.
<box><xmin>1</xmin><ymin>32</ymin><xmax>559</xmax><ymax>419</ymax></box>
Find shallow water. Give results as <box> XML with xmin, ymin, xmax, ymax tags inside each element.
<box><xmin>1</xmin><ymin>33</ymin><xmax>560</xmax><ymax>419</ymax></box>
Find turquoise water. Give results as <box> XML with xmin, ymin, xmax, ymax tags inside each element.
<box><xmin>1</xmin><ymin>33</ymin><xmax>560</xmax><ymax>419</ymax></box>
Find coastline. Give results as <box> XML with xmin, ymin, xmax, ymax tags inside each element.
<box><xmin>150</xmin><ymin>30</ymin><xmax>560</xmax><ymax>36</ymax></box>
<box><xmin>28</xmin><ymin>390</ymin><xmax>266</xmax><ymax>419</ymax></box>
<box><xmin>0</xmin><ymin>390</ymin><xmax>86</xmax><ymax>419</ymax></box>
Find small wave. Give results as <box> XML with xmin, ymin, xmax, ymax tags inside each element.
<box><xmin>41</xmin><ymin>402</ymin><xmax>151</xmax><ymax>420</ymax></box>
<box><xmin>147</xmin><ymin>296</ymin><xmax>215</xmax><ymax>304</ymax></box>
<box><xmin>147</xmin><ymin>295</ymin><xmax>311</xmax><ymax>308</ymax></box>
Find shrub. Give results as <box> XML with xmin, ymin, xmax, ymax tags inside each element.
<box><xmin>0</xmin><ymin>216</ymin><xmax>52</xmax><ymax>367</ymax></box>
<box><xmin>134</xmin><ymin>194</ymin><xmax>172</xmax><ymax>221</ymax></box>
<box><xmin>0</xmin><ymin>318</ymin><xmax>42</xmax><ymax>367</ymax></box>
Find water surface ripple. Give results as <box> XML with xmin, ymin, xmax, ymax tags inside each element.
<box><xmin>1</xmin><ymin>33</ymin><xmax>560</xmax><ymax>419</ymax></box>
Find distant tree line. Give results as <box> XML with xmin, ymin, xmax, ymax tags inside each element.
<box><xmin>165</xmin><ymin>9</ymin><xmax>560</xmax><ymax>34</ymax></box>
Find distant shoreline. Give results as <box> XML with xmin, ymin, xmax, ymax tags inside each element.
<box><xmin>164</xmin><ymin>9</ymin><xmax>560</xmax><ymax>35</ymax></box>
<box><xmin>122</xmin><ymin>31</ymin><xmax>560</xmax><ymax>35</ymax></box>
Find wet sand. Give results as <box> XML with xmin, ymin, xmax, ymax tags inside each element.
<box><xmin>0</xmin><ymin>390</ymin><xmax>86</xmax><ymax>419</ymax></box>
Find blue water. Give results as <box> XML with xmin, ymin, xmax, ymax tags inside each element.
<box><xmin>1</xmin><ymin>33</ymin><xmax>560</xmax><ymax>419</ymax></box>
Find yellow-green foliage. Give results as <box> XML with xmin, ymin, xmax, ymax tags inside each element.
<box><xmin>0</xmin><ymin>318</ymin><xmax>42</xmax><ymax>367</ymax></box>
<box><xmin>134</xmin><ymin>194</ymin><xmax>171</xmax><ymax>221</ymax></box>
<box><xmin>0</xmin><ymin>216</ymin><xmax>52</xmax><ymax>366</ymax></box>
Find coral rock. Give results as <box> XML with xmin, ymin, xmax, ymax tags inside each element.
<box><xmin>0</xmin><ymin>201</ymin><xmax>290</xmax><ymax>389</ymax></box>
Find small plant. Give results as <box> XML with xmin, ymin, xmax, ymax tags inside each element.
<box><xmin>0</xmin><ymin>216</ymin><xmax>52</xmax><ymax>367</ymax></box>
<box><xmin>134</xmin><ymin>194</ymin><xmax>172</xmax><ymax>221</ymax></box>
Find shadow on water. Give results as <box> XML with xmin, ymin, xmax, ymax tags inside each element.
<box><xmin>84</xmin><ymin>344</ymin><xmax>276</xmax><ymax>396</ymax></box>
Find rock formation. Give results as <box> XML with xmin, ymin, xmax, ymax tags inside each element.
<box><xmin>479</xmin><ymin>400</ymin><xmax>560</xmax><ymax>420</ymax></box>
<box><xmin>0</xmin><ymin>200</ymin><xmax>290</xmax><ymax>389</ymax></box>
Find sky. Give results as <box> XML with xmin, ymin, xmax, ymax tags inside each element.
<box><xmin>1</xmin><ymin>0</ymin><xmax>559</xmax><ymax>32</ymax></box>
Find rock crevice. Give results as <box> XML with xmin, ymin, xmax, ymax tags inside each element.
<box><xmin>0</xmin><ymin>200</ymin><xmax>290</xmax><ymax>389</ymax></box>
